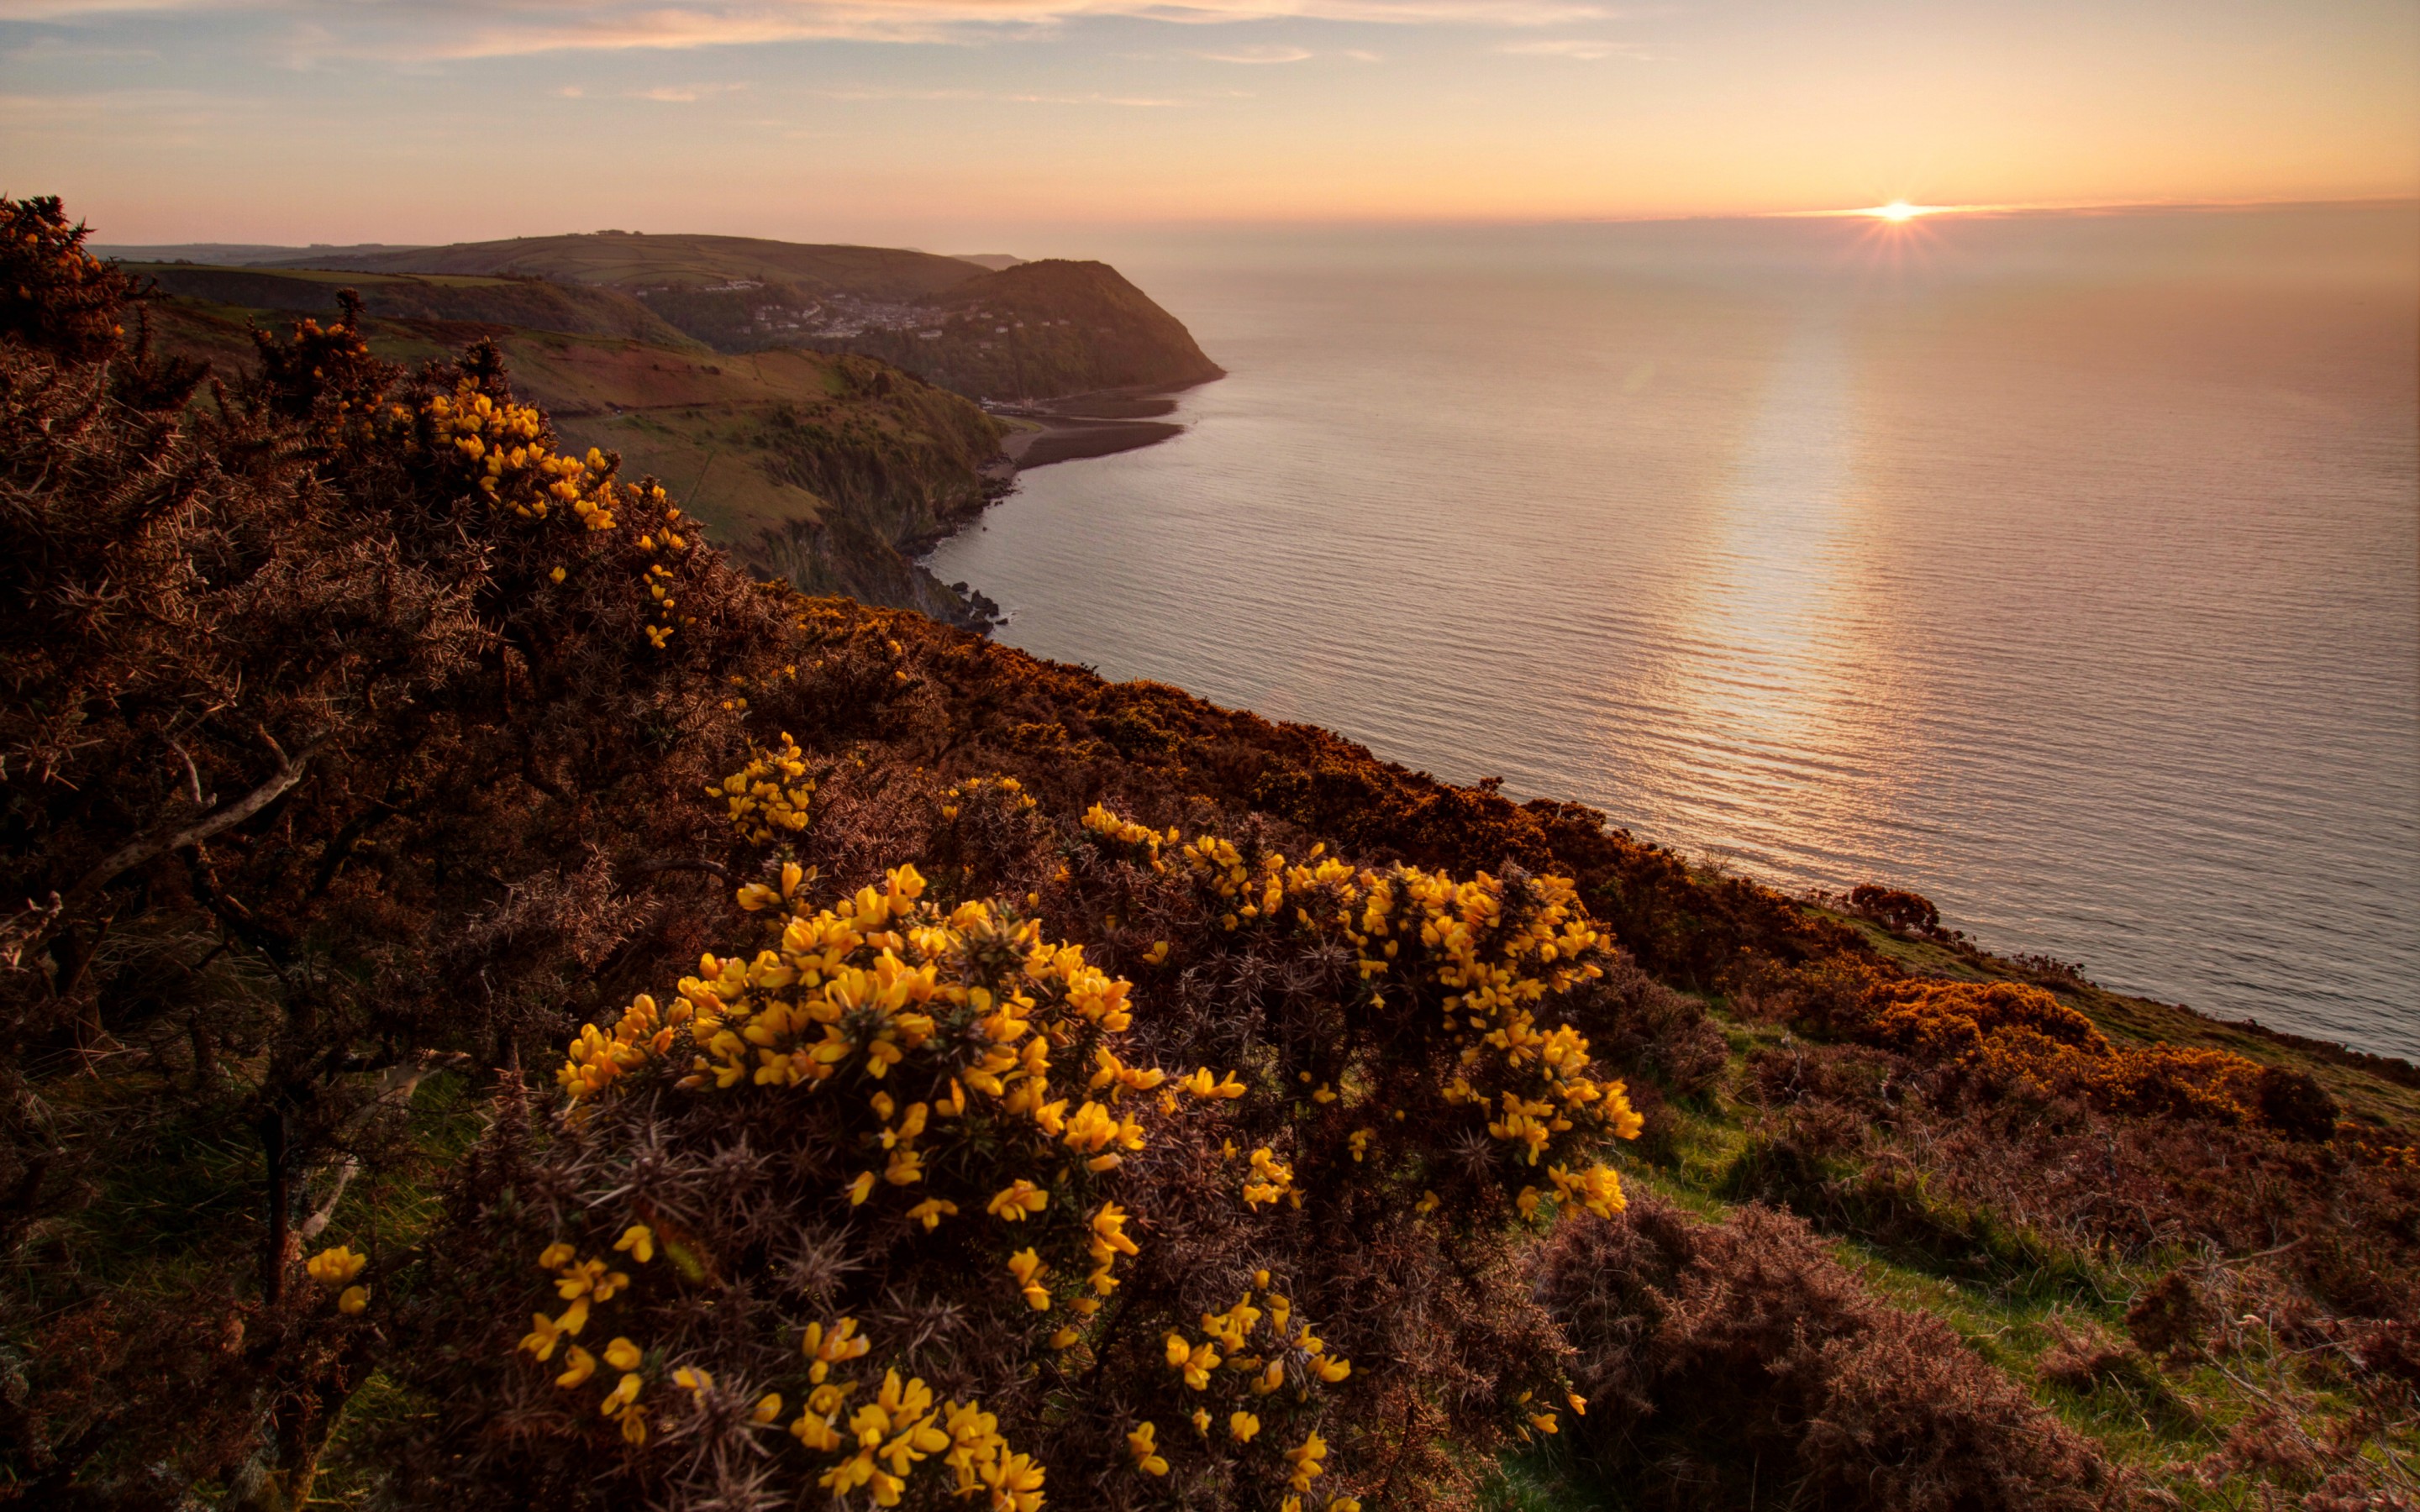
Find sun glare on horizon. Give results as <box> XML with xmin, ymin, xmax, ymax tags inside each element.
<box><xmin>1870</xmin><ymin>200</ymin><xmax>1930</xmax><ymax>221</ymax></box>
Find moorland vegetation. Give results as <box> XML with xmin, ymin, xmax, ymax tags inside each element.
<box><xmin>3</xmin><ymin>197</ymin><xmax>2415</xmax><ymax>1512</ymax></box>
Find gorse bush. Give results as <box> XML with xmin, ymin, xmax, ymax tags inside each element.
<box><xmin>381</xmin><ymin>760</ymin><xmax>1647</xmax><ymax>1508</ymax></box>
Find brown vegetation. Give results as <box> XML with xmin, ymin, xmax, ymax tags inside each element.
<box><xmin>2</xmin><ymin>197</ymin><xmax>2412</xmax><ymax>1509</ymax></box>
<box><xmin>1539</xmin><ymin>1194</ymin><xmax>2118</xmax><ymax>1511</ymax></box>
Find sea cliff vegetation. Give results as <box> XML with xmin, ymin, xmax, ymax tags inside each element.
<box><xmin>3</xmin><ymin>197</ymin><xmax>2415</xmax><ymax>1512</ymax></box>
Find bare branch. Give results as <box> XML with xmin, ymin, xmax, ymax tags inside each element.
<box><xmin>34</xmin><ymin>734</ymin><xmax>334</xmax><ymax>961</ymax></box>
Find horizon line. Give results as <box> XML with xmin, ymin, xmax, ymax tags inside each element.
<box><xmin>77</xmin><ymin>192</ymin><xmax>2420</xmax><ymax>251</ymax></box>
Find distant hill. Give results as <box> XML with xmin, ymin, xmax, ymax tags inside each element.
<box><xmin>127</xmin><ymin>262</ymin><xmax>703</xmax><ymax>350</ymax></box>
<box><xmin>265</xmin><ymin>232</ymin><xmax>981</xmax><ymax>300</ymax></box>
<box><xmin>92</xmin><ymin>241</ymin><xmax>426</xmax><ymax>265</ymax></box>
<box><xmin>834</xmin><ymin>258</ymin><xmax>1225</xmax><ymax>402</ymax></box>
<box><xmin>141</xmin><ymin>229</ymin><xmax>1221</xmax><ymax>402</ymax></box>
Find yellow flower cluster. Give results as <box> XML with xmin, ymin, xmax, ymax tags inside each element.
<box><xmin>1243</xmin><ymin>1147</ymin><xmax>1297</xmax><ymax>1208</ymax></box>
<box><xmin>556</xmin><ymin>989</ymin><xmax>677</xmax><ymax>1111</ymax></box>
<box><xmin>1158</xmin><ymin>1273</ymin><xmax>1354</xmax><ymax>1494</ymax></box>
<box><xmin>518</xmin><ymin>1227</ymin><xmax>655</xmax><ymax>1445</ymax></box>
<box><xmin>1081</xmin><ymin>802</ymin><xmax>1176</xmax><ymax>870</ymax></box>
<box><xmin>941</xmin><ymin>775</ymin><xmax>1038</xmax><ymax>822</ymax></box>
<box><xmin>402</xmin><ymin>381</ymin><xmax>700</xmax><ymax>647</ymax></box>
<box><xmin>545</xmin><ymin>783</ymin><xmax>1197</xmax><ymax>1427</ymax></box>
<box><xmin>1089</xmin><ymin>806</ymin><xmax>1643</xmax><ymax>1220</ymax></box>
<box><xmin>787</xmin><ymin>1340</ymin><xmax>1044</xmax><ymax>1512</ymax></box>
<box><xmin>305</xmin><ymin>1244</ymin><xmax>369</xmax><ymax>1315</ymax></box>
<box><xmin>420</xmin><ymin>384</ymin><xmax>619</xmax><ymax>530</ymax></box>
<box><xmin>713</xmin><ymin>734</ymin><xmax>815</xmax><ymax>844</ymax></box>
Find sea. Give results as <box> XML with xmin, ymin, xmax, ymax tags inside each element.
<box><xmin>926</xmin><ymin>205</ymin><xmax>2420</xmax><ymax>1058</ymax></box>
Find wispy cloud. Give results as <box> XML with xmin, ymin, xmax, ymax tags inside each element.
<box><xmin>629</xmin><ymin>81</ymin><xmax>750</xmax><ymax>102</ymax></box>
<box><xmin>817</xmin><ymin>84</ymin><xmax>1189</xmax><ymax>107</ymax></box>
<box><xmin>0</xmin><ymin>85</ymin><xmax>254</xmax><ymax>133</ymax></box>
<box><xmin>1496</xmin><ymin>37</ymin><xmax>1655</xmax><ymax>60</ymax></box>
<box><xmin>1193</xmin><ymin>44</ymin><xmax>1313</xmax><ymax>64</ymax></box>
<box><xmin>8</xmin><ymin>2</ymin><xmax>1618</xmax><ymax>59</ymax></box>
<box><xmin>3</xmin><ymin>35</ymin><xmax>161</xmax><ymax>61</ymax></box>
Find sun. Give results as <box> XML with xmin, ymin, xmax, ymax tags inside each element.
<box><xmin>1872</xmin><ymin>200</ymin><xmax>1923</xmax><ymax>222</ymax></box>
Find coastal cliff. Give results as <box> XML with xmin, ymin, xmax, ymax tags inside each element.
<box><xmin>822</xmin><ymin>258</ymin><xmax>1226</xmax><ymax>402</ymax></box>
<box><xmin>12</xmin><ymin>198</ymin><xmax>2414</xmax><ymax>1512</ymax></box>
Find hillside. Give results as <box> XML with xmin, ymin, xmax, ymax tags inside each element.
<box><xmin>832</xmin><ymin>258</ymin><xmax>1227</xmax><ymax>402</ymax></box>
<box><xmin>10</xmin><ymin>196</ymin><xmax>2414</xmax><ymax>1512</ymax></box>
<box><xmin>264</xmin><ymin>230</ymin><xmax>985</xmax><ymax>300</ymax></box>
<box><xmin>91</xmin><ymin>240</ymin><xmax>427</xmax><ymax>265</ymax></box>
<box><xmin>129</xmin><ymin>262</ymin><xmax>703</xmax><ymax>349</ymax></box>
<box><xmin>144</xmin><ymin>275</ymin><xmax>1011</xmax><ymax>627</ymax></box>
<box><xmin>170</xmin><ymin>229</ymin><xmax>1223</xmax><ymax>402</ymax></box>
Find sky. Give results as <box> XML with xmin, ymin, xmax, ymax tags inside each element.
<box><xmin>4</xmin><ymin>1</ymin><xmax>2417</xmax><ymax>247</ymax></box>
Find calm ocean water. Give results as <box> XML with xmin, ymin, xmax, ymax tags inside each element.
<box><xmin>928</xmin><ymin>207</ymin><xmax>2420</xmax><ymax>1058</ymax></box>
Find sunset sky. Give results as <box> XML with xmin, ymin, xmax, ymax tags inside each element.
<box><xmin>5</xmin><ymin>1</ymin><xmax>2416</xmax><ymax>245</ymax></box>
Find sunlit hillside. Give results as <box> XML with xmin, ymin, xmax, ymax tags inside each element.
<box><xmin>225</xmin><ymin>230</ymin><xmax>1223</xmax><ymax>402</ymax></box>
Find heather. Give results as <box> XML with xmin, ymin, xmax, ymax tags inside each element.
<box><xmin>3</xmin><ymin>197</ymin><xmax>2414</xmax><ymax>1510</ymax></box>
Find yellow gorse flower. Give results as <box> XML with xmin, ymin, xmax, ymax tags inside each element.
<box><xmin>1243</xmin><ymin>1147</ymin><xmax>1296</xmax><ymax>1208</ymax></box>
<box><xmin>1165</xmin><ymin>1331</ymin><xmax>1222</xmax><ymax>1389</ymax></box>
<box><xmin>713</xmin><ymin>734</ymin><xmax>815</xmax><ymax>845</ymax></box>
<box><xmin>1285</xmin><ymin>1429</ymin><xmax>1328</xmax><ymax>1492</ymax></box>
<box><xmin>1080</xmin><ymin>802</ymin><xmax>1169</xmax><ymax>869</ymax></box>
<box><xmin>802</xmin><ymin>1316</ymin><xmax>871</xmax><ymax>1382</ymax></box>
<box><xmin>553</xmin><ymin>1346</ymin><xmax>597</xmax><ymax>1389</ymax></box>
<box><xmin>1126</xmin><ymin>1420</ymin><xmax>1169</xmax><ymax>1476</ymax></box>
<box><xmin>1007</xmin><ymin>1247</ymin><xmax>1051</xmax><ymax>1310</ymax></box>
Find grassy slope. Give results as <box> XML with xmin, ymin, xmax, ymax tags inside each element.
<box><xmin>225</xmin><ymin>234</ymin><xmax>1223</xmax><ymax>402</ymax></box>
<box><xmin>1580</xmin><ymin>1002</ymin><xmax>2414</xmax><ymax>1511</ymax></box>
<box><xmin>127</xmin><ymin>262</ymin><xmax>704</xmax><ymax>350</ymax></box>
<box><xmin>260</xmin><ymin>232</ymin><xmax>981</xmax><ymax>299</ymax></box>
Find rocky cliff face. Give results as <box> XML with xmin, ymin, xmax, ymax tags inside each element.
<box><xmin>735</xmin><ymin>355</ymin><xmax>1011</xmax><ymax>627</ymax></box>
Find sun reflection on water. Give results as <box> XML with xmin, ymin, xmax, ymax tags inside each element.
<box><xmin>1625</xmin><ymin>316</ymin><xmax>1904</xmax><ymax>870</ymax></box>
